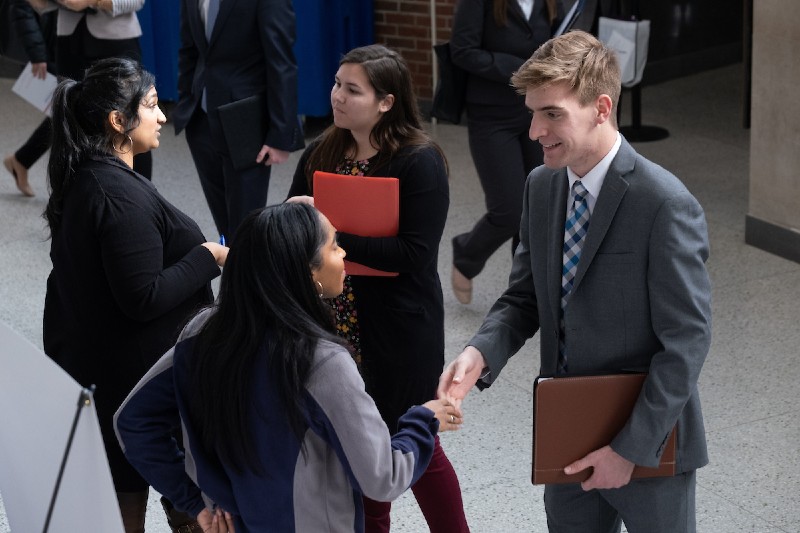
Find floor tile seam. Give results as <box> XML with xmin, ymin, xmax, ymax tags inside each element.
<box><xmin>695</xmin><ymin>483</ymin><xmax>793</xmax><ymax>533</ymax></box>
<box><xmin>704</xmin><ymin>410</ymin><xmax>798</xmax><ymax>434</ymax></box>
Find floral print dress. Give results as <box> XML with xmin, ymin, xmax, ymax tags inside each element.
<box><xmin>326</xmin><ymin>155</ymin><xmax>376</xmax><ymax>366</ymax></box>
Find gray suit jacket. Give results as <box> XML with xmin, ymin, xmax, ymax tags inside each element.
<box><xmin>470</xmin><ymin>137</ymin><xmax>712</xmax><ymax>473</ymax></box>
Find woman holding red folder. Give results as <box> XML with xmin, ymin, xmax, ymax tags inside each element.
<box><xmin>287</xmin><ymin>45</ymin><xmax>470</xmax><ymax>532</ymax></box>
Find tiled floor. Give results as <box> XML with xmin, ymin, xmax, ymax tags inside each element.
<box><xmin>1</xmin><ymin>63</ymin><xmax>798</xmax><ymax>532</ymax></box>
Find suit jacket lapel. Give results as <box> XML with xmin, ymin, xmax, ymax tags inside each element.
<box><xmin>570</xmin><ymin>138</ymin><xmax>636</xmax><ymax>292</ymax></box>
<box><xmin>547</xmin><ymin>168</ymin><xmax>569</xmax><ymax>329</ymax></box>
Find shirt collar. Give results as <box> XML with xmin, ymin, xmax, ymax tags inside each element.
<box><xmin>566</xmin><ymin>132</ymin><xmax>621</xmax><ymax>213</ymax></box>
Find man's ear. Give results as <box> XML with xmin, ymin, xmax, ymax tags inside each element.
<box><xmin>379</xmin><ymin>94</ymin><xmax>395</xmax><ymax>113</ymax></box>
<box><xmin>595</xmin><ymin>94</ymin><xmax>613</xmax><ymax>124</ymax></box>
<box><xmin>107</xmin><ymin>110</ymin><xmax>126</xmax><ymax>134</ymax></box>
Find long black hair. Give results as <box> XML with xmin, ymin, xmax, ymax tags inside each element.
<box><xmin>45</xmin><ymin>57</ymin><xmax>154</xmax><ymax>233</ymax></box>
<box><xmin>186</xmin><ymin>203</ymin><xmax>347</xmax><ymax>473</ymax></box>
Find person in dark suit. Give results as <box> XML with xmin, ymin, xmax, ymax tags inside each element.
<box><xmin>173</xmin><ymin>0</ymin><xmax>303</xmax><ymax>241</ymax></box>
<box><xmin>448</xmin><ymin>0</ymin><xmax>562</xmax><ymax>304</ymax></box>
<box><xmin>438</xmin><ymin>31</ymin><xmax>712</xmax><ymax>533</ymax></box>
<box><xmin>287</xmin><ymin>45</ymin><xmax>470</xmax><ymax>533</ymax></box>
<box><xmin>43</xmin><ymin>58</ymin><xmax>228</xmax><ymax>533</ymax></box>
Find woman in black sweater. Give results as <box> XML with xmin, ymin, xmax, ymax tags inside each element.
<box><xmin>42</xmin><ymin>58</ymin><xmax>227</xmax><ymax>533</ymax></box>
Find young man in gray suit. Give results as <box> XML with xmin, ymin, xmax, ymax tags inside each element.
<box><xmin>438</xmin><ymin>31</ymin><xmax>712</xmax><ymax>533</ymax></box>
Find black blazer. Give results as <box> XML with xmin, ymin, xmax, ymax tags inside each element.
<box><xmin>450</xmin><ymin>0</ymin><xmax>562</xmax><ymax>107</ymax></box>
<box><xmin>173</xmin><ymin>0</ymin><xmax>302</xmax><ymax>152</ymax></box>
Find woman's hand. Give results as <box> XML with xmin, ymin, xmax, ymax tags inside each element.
<box><xmin>423</xmin><ymin>398</ymin><xmax>463</xmax><ymax>432</ymax></box>
<box><xmin>31</xmin><ymin>63</ymin><xmax>48</xmax><ymax>80</ymax></box>
<box><xmin>285</xmin><ymin>195</ymin><xmax>314</xmax><ymax>206</ymax></box>
<box><xmin>197</xmin><ymin>508</ymin><xmax>235</xmax><ymax>533</ymax></box>
<box><xmin>201</xmin><ymin>242</ymin><xmax>229</xmax><ymax>267</ymax></box>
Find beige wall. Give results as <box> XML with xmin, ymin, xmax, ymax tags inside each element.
<box><xmin>749</xmin><ymin>2</ymin><xmax>800</xmax><ymax>233</ymax></box>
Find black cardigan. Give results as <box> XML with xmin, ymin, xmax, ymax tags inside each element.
<box><xmin>288</xmin><ymin>143</ymin><xmax>450</xmax><ymax>430</ymax></box>
<box><xmin>43</xmin><ymin>155</ymin><xmax>220</xmax><ymax>488</ymax></box>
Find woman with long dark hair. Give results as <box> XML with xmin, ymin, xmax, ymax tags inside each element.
<box><xmin>114</xmin><ymin>203</ymin><xmax>461</xmax><ymax>532</ymax></box>
<box><xmin>286</xmin><ymin>44</ymin><xmax>470</xmax><ymax>532</ymax></box>
<box><xmin>43</xmin><ymin>57</ymin><xmax>227</xmax><ymax>532</ymax></box>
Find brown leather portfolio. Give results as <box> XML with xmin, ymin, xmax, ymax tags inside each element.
<box><xmin>313</xmin><ymin>171</ymin><xmax>400</xmax><ymax>277</ymax></box>
<box><xmin>532</xmin><ymin>373</ymin><xmax>677</xmax><ymax>485</ymax></box>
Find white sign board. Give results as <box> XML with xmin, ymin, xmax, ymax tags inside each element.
<box><xmin>0</xmin><ymin>321</ymin><xmax>124</xmax><ymax>533</ymax></box>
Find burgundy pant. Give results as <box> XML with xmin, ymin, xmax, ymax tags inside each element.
<box><xmin>363</xmin><ymin>436</ymin><xmax>470</xmax><ymax>532</ymax></box>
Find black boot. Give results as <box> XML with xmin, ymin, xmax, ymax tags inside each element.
<box><xmin>161</xmin><ymin>496</ymin><xmax>203</xmax><ymax>532</ymax></box>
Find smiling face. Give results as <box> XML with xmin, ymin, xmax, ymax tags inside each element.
<box><xmin>525</xmin><ymin>81</ymin><xmax>614</xmax><ymax>177</ymax></box>
<box><xmin>330</xmin><ymin>63</ymin><xmax>393</xmax><ymax>139</ymax></box>
<box><xmin>311</xmin><ymin>214</ymin><xmax>347</xmax><ymax>298</ymax></box>
<box><xmin>129</xmin><ymin>86</ymin><xmax>166</xmax><ymax>155</ymax></box>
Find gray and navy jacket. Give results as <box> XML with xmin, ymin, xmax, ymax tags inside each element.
<box><xmin>114</xmin><ymin>309</ymin><xmax>439</xmax><ymax>532</ymax></box>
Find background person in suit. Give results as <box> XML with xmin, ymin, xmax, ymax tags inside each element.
<box><xmin>173</xmin><ymin>0</ymin><xmax>303</xmax><ymax>241</ymax></box>
<box><xmin>448</xmin><ymin>0</ymin><xmax>562</xmax><ymax>304</ymax></box>
<box><xmin>43</xmin><ymin>58</ymin><xmax>228</xmax><ymax>533</ymax></box>
<box><xmin>53</xmin><ymin>0</ymin><xmax>153</xmax><ymax>179</ymax></box>
<box><xmin>438</xmin><ymin>31</ymin><xmax>712</xmax><ymax>533</ymax></box>
<box><xmin>287</xmin><ymin>45</ymin><xmax>470</xmax><ymax>533</ymax></box>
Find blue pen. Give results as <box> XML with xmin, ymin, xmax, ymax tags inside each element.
<box><xmin>218</xmin><ymin>235</ymin><xmax>226</xmax><ymax>246</ymax></box>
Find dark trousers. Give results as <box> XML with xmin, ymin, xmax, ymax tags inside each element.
<box><xmin>544</xmin><ymin>471</ymin><xmax>697</xmax><ymax>533</ymax></box>
<box><xmin>54</xmin><ymin>18</ymin><xmax>152</xmax><ymax>180</ymax></box>
<box><xmin>185</xmin><ymin>109</ymin><xmax>271</xmax><ymax>240</ymax></box>
<box><xmin>15</xmin><ymin>117</ymin><xmax>52</xmax><ymax>169</ymax></box>
<box><xmin>362</xmin><ymin>436</ymin><xmax>470</xmax><ymax>533</ymax></box>
<box><xmin>452</xmin><ymin>103</ymin><xmax>542</xmax><ymax>279</ymax></box>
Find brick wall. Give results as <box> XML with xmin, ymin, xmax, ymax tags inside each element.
<box><xmin>373</xmin><ymin>0</ymin><xmax>459</xmax><ymax>101</ymax></box>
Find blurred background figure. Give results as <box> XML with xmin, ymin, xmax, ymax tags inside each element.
<box><xmin>3</xmin><ymin>0</ymin><xmax>56</xmax><ymax>197</ymax></box>
<box><xmin>449</xmin><ymin>0</ymin><xmax>562</xmax><ymax>304</ymax></box>
<box><xmin>173</xmin><ymin>0</ymin><xmax>304</xmax><ymax>241</ymax></box>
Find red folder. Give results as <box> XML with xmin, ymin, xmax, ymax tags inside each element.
<box><xmin>313</xmin><ymin>171</ymin><xmax>400</xmax><ymax>277</ymax></box>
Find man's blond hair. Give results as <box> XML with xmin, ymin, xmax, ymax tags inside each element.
<box><xmin>511</xmin><ymin>30</ymin><xmax>621</xmax><ymax>117</ymax></box>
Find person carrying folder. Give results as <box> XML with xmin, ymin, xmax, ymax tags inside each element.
<box><xmin>438</xmin><ymin>31</ymin><xmax>712</xmax><ymax>533</ymax></box>
<box><xmin>174</xmin><ymin>0</ymin><xmax>304</xmax><ymax>241</ymax></box>
<box><xmin>287</xmin><ymin>45</ymin><xmax>470</xmax><ymax>533</ymax></box>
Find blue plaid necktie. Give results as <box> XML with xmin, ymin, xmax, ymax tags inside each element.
<box><xmin>558</xmin><ymin>180</ymin><xmax>591</xmax><ymax>373</ymax></box>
